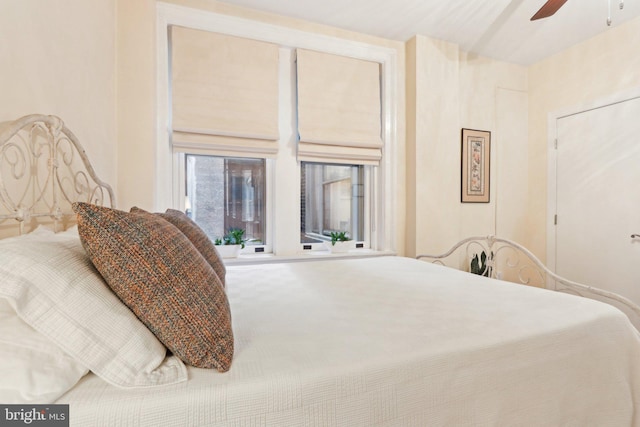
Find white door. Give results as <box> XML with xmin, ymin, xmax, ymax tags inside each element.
<box><xmin>555</xmin><ymin>96</ymin><xmax>640</xmax><ymax>305</ymax></box>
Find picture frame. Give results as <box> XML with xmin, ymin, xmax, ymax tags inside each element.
<box><xmin>461</xmin><ymin>128</ymin><xmax>491</xmax><ymax>203</ymax></box>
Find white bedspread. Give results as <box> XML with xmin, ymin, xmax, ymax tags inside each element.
<box><xmin>58</xmin><ymin>256</ymin><xmax>640</xmax><ymax>426</ymax></box>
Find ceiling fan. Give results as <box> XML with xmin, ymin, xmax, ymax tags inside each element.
<box><xmin>531</xmin><ymin>0</ymin><xmax>625</xmax><ymax>25</ymax></box>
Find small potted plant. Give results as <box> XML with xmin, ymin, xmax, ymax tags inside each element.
<box><xmin>214</xmin><ymin>228</ymin><xmax>246</xmax><ymax>258</ymax></box>
<box><xmin>470</xmin><ymin>250</ymin><xmax>493</xmax><ymax>277</ymax></box>
<box><xmin>324</xmin><ymin>231</ymin><xmax>355</xmax><ymax>253</ymax></box>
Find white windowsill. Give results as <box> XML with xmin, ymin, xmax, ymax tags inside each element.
<box><xmin>223</xmin><ymin>249</ymin><xmax>397</xmax><ymax>266</ymax></box>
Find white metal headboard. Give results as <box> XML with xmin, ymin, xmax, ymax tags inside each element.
<box><xmin>0</xmin><ymin>114</ymin><xmax>115</xmax><ymax>234</ymax></box>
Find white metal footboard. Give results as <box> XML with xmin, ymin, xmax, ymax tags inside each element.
<box><xmin>417</xmin><ymin>236</ymin><xmax>640</xmax><ymax>330</ymax></box>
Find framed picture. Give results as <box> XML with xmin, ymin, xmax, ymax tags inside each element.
<box><xmin>461</xmin><ymin>128</ymin><xmax>491</xmax><ymax>203</ymax></box>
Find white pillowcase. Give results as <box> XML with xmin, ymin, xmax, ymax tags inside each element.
<box><xmin>0</xmin><ymin>226</ymin><xmax>187</xmax><ymax>400</ymax></box>
<box><xmin>0</xmin><ymin>298</ymin><xmax>88</xmax><ymax>403</ymax></box>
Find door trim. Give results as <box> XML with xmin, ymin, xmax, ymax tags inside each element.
<box><xmin>546</xmin><ymin>86</ymin><xmax>640</xmax><ymax>272</ymax></box>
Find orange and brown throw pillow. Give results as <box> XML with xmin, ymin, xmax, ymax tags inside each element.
<box><xmin>130</xmin><ymin>207</ymin><xmax>226</xmax><ymax>288</ymax></box>
<box><xmin>72</xmin><ymin>202</ymin><xmax>233</xmax><ymax>372</ymax></box>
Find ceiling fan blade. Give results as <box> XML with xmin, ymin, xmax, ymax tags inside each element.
<box><xmin>530</xmin><ymin>0</ymin><xmax>569</xmax><ymax>21</ymax></box>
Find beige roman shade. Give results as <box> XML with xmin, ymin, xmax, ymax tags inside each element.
<box><xmin>170</xmin><ymin>26</ymin><xmax>279</xmax><ymax>158</ymax></box>
<box><xmin>296</xmin><ymin>49</ymin><xmax>383</xmax><ymax>165</ymax></box>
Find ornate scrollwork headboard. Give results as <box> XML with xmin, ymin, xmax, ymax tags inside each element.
<box><xmin>0</xmin><ymin>114</ymin><xmax>115</xmax><ymax>235</ymax></box>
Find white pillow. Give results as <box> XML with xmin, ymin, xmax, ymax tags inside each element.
<box><xmin>0</xmin><ymin>228</ymin><xmax>187</xmax><ymax>394</ymax></box>
<box><xmin>0</xmin><ymin>298</ymin><xmax>88</xmax><ymax>403</ymax></box>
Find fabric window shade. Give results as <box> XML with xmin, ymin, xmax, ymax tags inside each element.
<box><xmin>170</xmin><ymin>26</ymin><xmax>279</xmax><ymax>158</ymax></box>
<box><xmin>296</xmin><ymin>49</ymin><xmax>383</xmax><ymax>166</ymax></box>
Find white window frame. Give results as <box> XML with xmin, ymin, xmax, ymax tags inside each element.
<box><xmin>156</xmin><ymin>2</ymin><xmax>398</xmax><ymax>259</ymax></box>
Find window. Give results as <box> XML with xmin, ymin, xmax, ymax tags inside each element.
<box><xmin>300</xmin><ymin>162</ymin><xmax>365</xmax><ymax>244</ymax></box>
<box><xmin>185</xmin><ymin>155</ymin><xmax>266</xmax><ymax>246</ymax></box>
<box><xmin>158</xmin><ymin>6</ymin><xmax>397</xmax><ymax>259</ymax></box>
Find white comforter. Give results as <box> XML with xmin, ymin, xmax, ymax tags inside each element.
<box><xmin>58</xmin><ymin>256</ymin><xmax>640</xmax><ymax>426</ymax></box>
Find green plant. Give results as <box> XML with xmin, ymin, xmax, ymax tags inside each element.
<box><xmin>470</xmin><ymin>251</ymin><xmax>492</xmax><ymax>277</ymax></box>
<box><xmin>329</xmin><ymin>231</ymin><xmax>350</xmax><ymax>246</ymax></box>
<box><xmin>215</xmin><ymin>228</ymin><xmax>246</xmax><ymax>249</ymax></box>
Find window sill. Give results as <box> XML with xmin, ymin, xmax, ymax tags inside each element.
<box><xmin>223</xmin><ymin>249</ymin><xmax>396</xmax><ymax>266</ymax></box>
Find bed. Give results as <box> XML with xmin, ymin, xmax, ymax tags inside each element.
<box><xmin>1</xmin><ymin>115</ymin><xmax>640</xmax><ymax>426</ymax></box>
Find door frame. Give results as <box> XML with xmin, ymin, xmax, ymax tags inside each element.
<box><xmin>546</xmin><ymin>86</ymin><xmax>640</xmax><ymax>272</ymax></box>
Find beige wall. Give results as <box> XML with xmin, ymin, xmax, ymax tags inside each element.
<box><xmin>405</xmin><ymin>36</ymin><xmax>460</xmax><ymax>256</ymax></box>
<box><xmin>0</xmin><ymin>0</ymin><xmax>117</xmax><ymax>195</ymax></box>
<box><xmin>405</xmin><ymin>36</ymin><xmax>528</xmax><ymax>257</ymax></box>
<box><xmin>528</xmin><ymin>15</ymin><xmax>640</xmax><ymax>261</ymax></box>
<box><xmin>116</xmin><ymin>0</ymin><xmax>156</xmax><ymax>211</ymax></box>
<box><xmin>404</xmin><ymin>15</ymin><xmax>640</xmax><ymax>261</ymax></box>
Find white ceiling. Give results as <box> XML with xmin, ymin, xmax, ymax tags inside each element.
<box><xmin>219</xmin><ymin>0</ymin><xmax>640</xmax><ymax>65</ymax></box>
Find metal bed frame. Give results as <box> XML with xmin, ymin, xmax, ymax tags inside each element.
<box><xmin>0</xmin><ymin>114</ymin><xmax>114</xmax><ymax>234</ymax></box>
<box><xmin>417</xmin><ymin>235</ymin><xmax>640</xmax><ymax>330</ymax></box>
<box><xmin>1</xmin><ymin>114</ymin><xmax>638</xmax><ymax>330</ymax></box>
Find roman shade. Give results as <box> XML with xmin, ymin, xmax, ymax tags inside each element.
<box><xmin>170</xmin><ymin>26</ymin><xmax>279</xmax><ymax>158</ymax></box>
<box><xmin>296</xmin><ymin>49</ymin><xmax>383</xmax><ymax>166</ymax></box>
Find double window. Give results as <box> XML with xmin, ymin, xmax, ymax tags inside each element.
<box><xmin>184</xmin><ymin>156</ymin><xmax>367</xmax><ymax>252</ymax></box>
<box><xmin>162</xmin><ymin>17</ymin><xmax>394</xmax><ymax>257</ymax></box>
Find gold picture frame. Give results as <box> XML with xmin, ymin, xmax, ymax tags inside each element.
<box><xmin>461</xmin><ymin>128</ymin><xmax>491</xmax><ymax>203</ymax></box>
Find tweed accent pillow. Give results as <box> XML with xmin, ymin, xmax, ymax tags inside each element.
<box><xmin>73</xmin><ymin>202</ymin><xmax>234</xmax><ymax>372</ymax></box>
<box><xmin>130</xmin><ymin>207</ymin><xmax>226</xmax><ymax>288</ymax></box>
